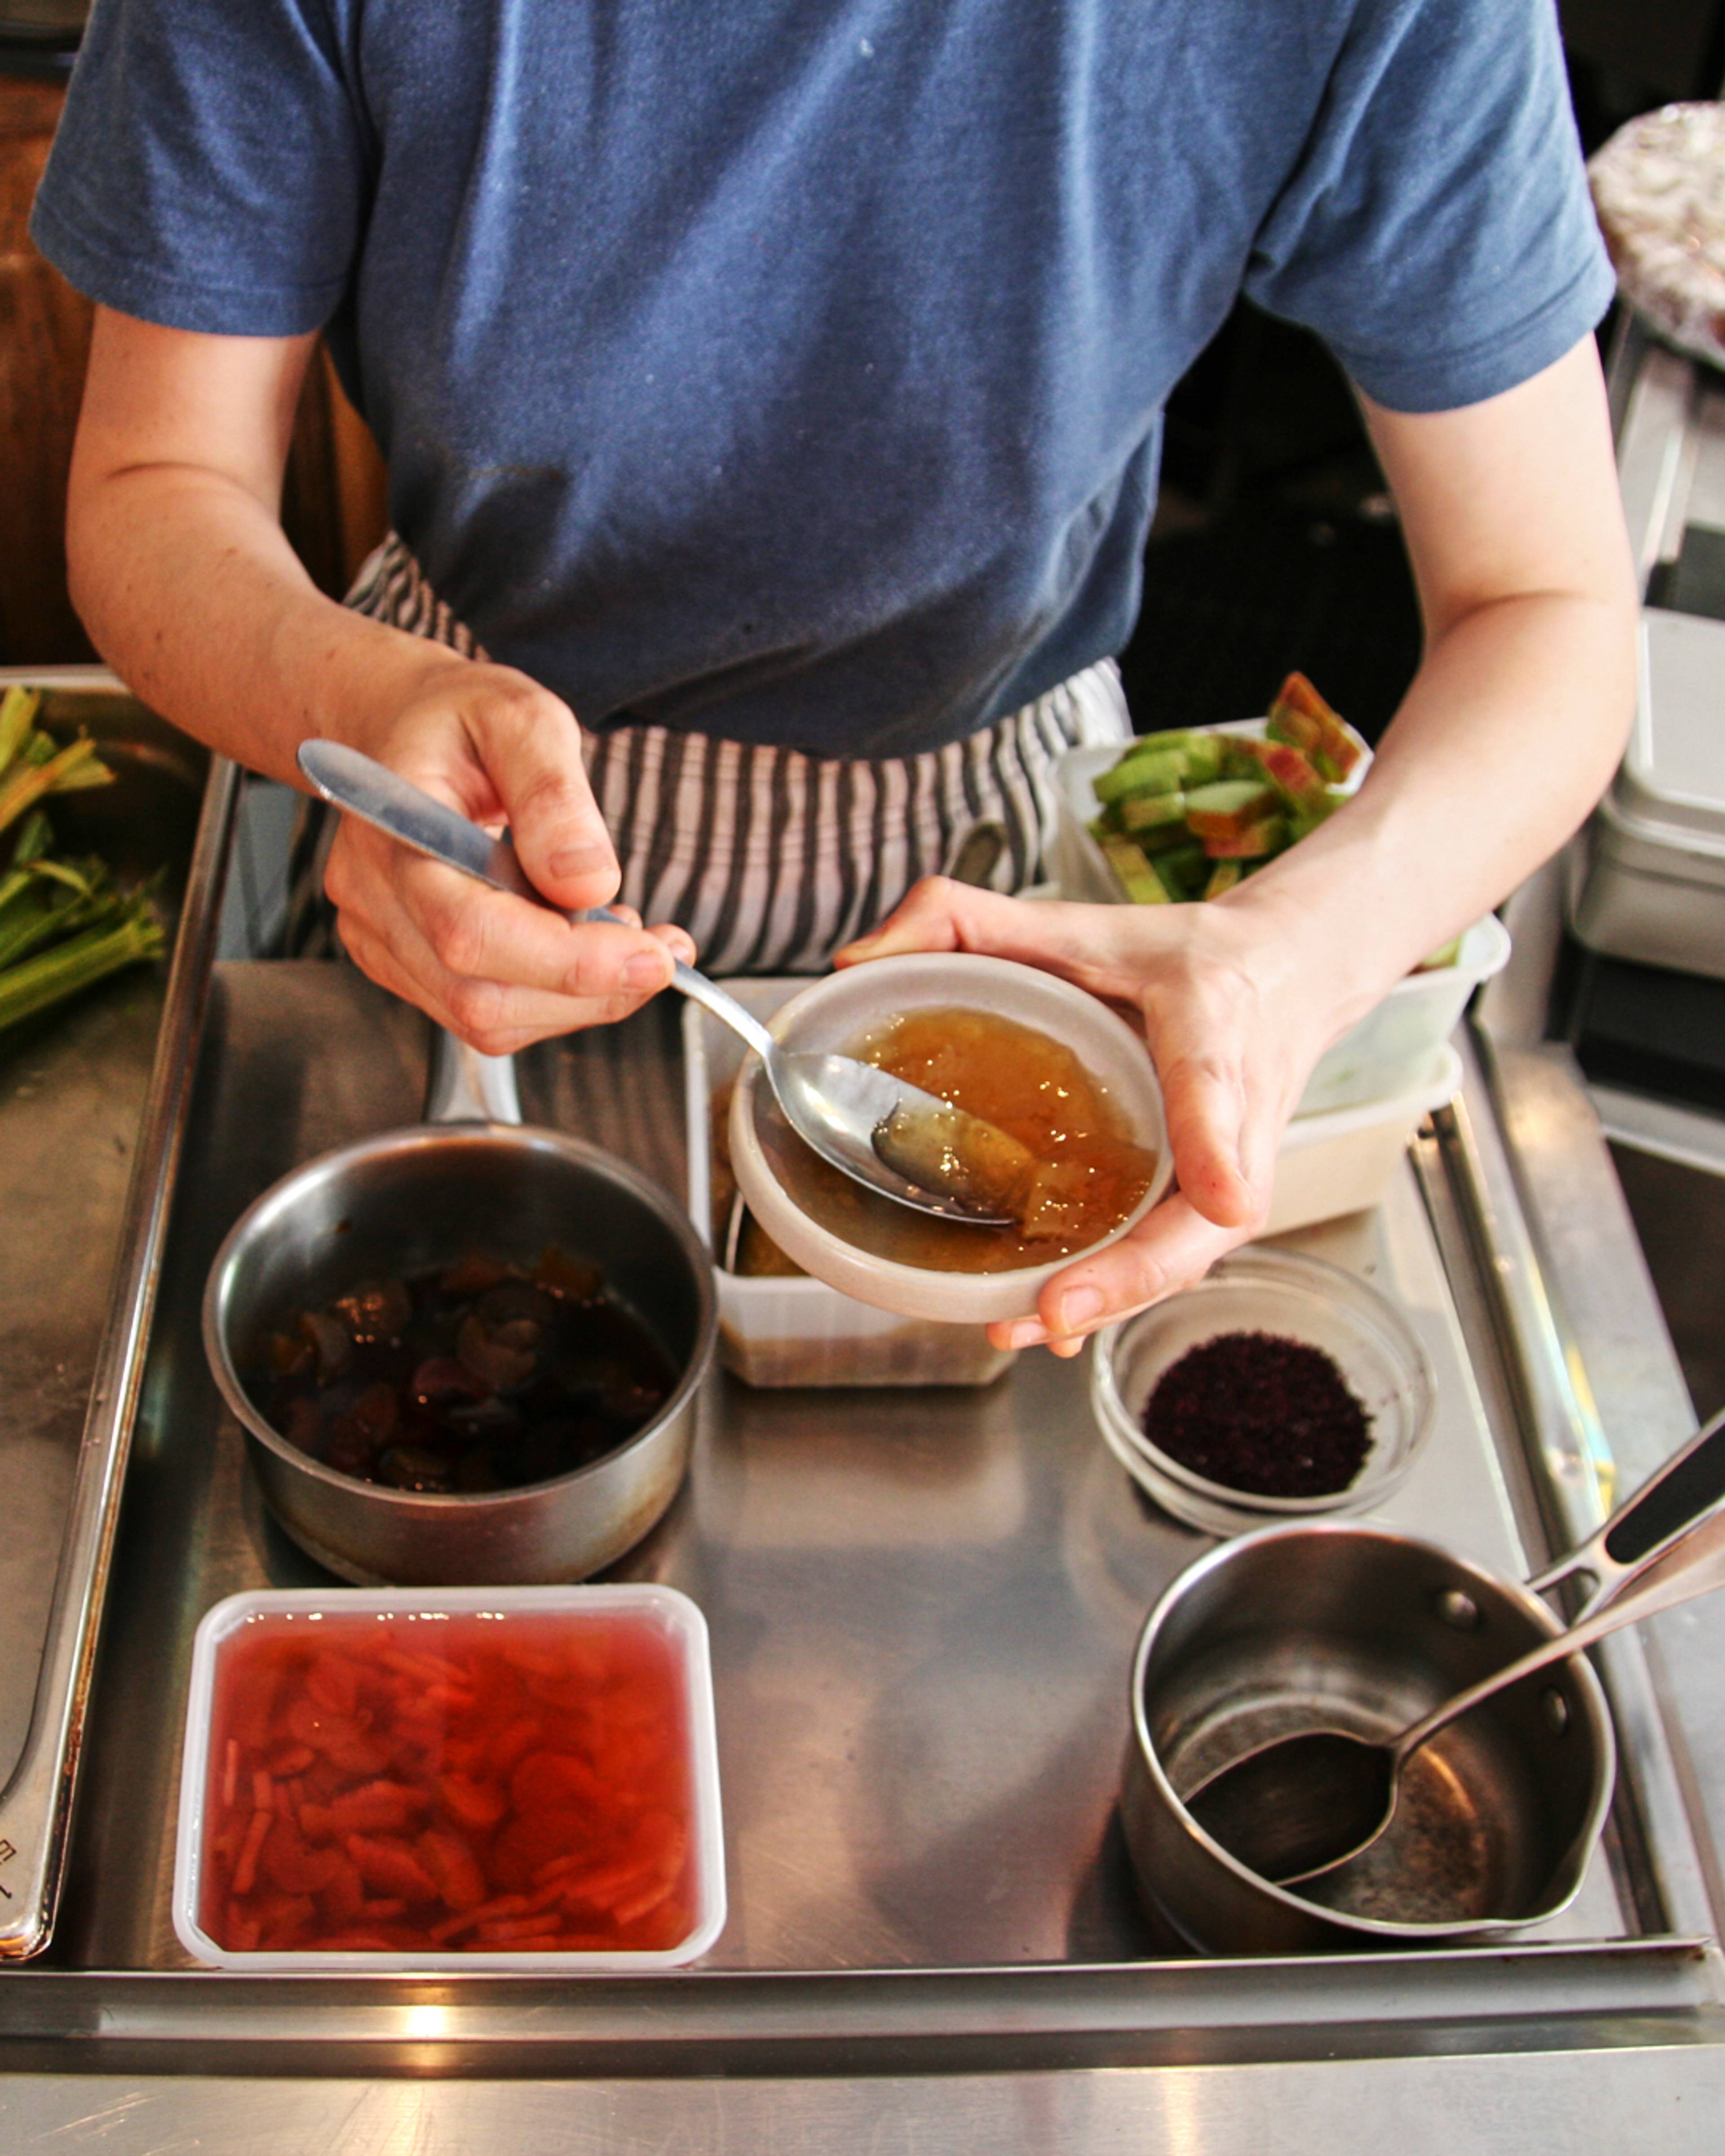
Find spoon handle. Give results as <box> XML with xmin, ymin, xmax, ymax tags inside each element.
<box><xmin>297</xmin><ymin>739</ymin><xmax>778</xmax><ymax>1061</ymax></box>
<box><xmin>1528</xmin><ymin>1401</ymin><xmax>1725</xmax><ymax>1622</ymax></box>
<box><xmin>634</xmin><ymin>939</ymin><xmax>776</xmax><ymax>1060</ymax></box>
<box><xmin>1398</xmin><ymin>1445</ymin><xmax>1725</xmax><ymax>1763</ymax></box>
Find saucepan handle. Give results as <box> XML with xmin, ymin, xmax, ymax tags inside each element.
<box><xmin>424</xmin><ymin>1028</ymin><xmax>523</xmax><ymax>1125</ymax></box>
<box><xmin>1529</xmin><ymin>1401</ymin><xmax>1725</xmax><ymax>1622</ymax></box>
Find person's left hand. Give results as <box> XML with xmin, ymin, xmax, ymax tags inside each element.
<box><xmin>835</xmin><ymin>876</ymin><xmax>1380</xmax><ymax>1356</ymax></box>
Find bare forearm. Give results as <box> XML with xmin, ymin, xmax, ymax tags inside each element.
<box><xmin>67</xmin><ymin>463</ymin><xmax>465</xmax><ymax>786</ymax></box>
<box><xmin>1226</xmin><ymin>583</ymin><xmax>1635</xmax><ymax>1028</ymax></box>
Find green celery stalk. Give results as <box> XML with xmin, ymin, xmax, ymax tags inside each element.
<box><xmin>0</xmin><ymin>883</ymin><xmax>121</xmax><ymax>974</ymax></box>
<box><xmin>8</xmin><ymin>808</ymin><xmax>52</xmax><ymax>868</ymax></box>
<box><xmin>0</xmin><ymin>901</ymin><xmax>164</xmax><ymax>1034</ymax></box>
<box><xmin>0</xmin><ymin>738</ymin><xmax>104</xmax><ymax>837</ymax></box>
<box><xmin>0</xmin><ymin>687</ymin><xmax>40</xmax><ymax>778</ymax></box>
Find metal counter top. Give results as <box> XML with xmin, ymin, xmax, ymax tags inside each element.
<box><xmin>2</xmin><ymin>951</ymin><xmax>1723</xmax><ymax>2149</ymax></box>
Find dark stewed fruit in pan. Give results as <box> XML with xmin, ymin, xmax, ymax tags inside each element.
<box><xmin>248</xmin><ymin>1249</ymin><xmax>676</xmax><ymax>1494</ymax></box>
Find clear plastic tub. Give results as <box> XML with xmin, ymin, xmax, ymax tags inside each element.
<box><xmin>1049</xmin><ymin>733</ymin><xmax>1509</xmax><ymax>1115</ymax></box>
<box><xmin>172</xmin><ymin>1584</ymin><xmax>726</xmax><ymax>1973</ymax></box>
<box><xmin>1264</xmin><ymin>1046</ymin><xmax>1462</xmax><ymax>1236</ymax></box>
<box><xmin>683</xmin><ymin>981</ymin><xmax>1017</xmax><ymax>1387</ymax></box>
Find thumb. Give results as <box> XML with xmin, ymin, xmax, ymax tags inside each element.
<box><xmin>467</xmin><ymin>688</ymin><xmax>620</xmax><ymax>910</ymax></box>
<box><xmin>1155</xmin><ymin>1048</ymin><xmax>1264</xmax><ymax>1231</ymax></box>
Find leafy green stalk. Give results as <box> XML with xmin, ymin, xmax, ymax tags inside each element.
<box><xmin>0</xmin><ymin>687</ymin><xmax>40</xmax><ymax>778</ymax></box>
<box><xmin>8</xmin><ymin>808</ymin><xmax>52</xmax><ymax>869</ymax></box>
<box><xmin>46</xmin><ymin>758</ymin><xmax>119</xmax><ymax>795</ymax></box>
<box><xmin>0</xmin><ymin>738</ymin><xmax>106</xmax><ymax>839</ymax></box>
<box><xmin>0</xmin><ymin>900</ymin><xmax>164</xmax><ymax>1034</ymax></box>
<box><xmin>0</xmin><ymin>883</ymin><xmax>124</xmax><ymax>975</ymax></box>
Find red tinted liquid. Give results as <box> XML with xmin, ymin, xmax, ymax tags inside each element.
<box><xmin>198</xmin><ymin>1610</ymin><xmax>696</xmax><ymax>1955</ymax></box>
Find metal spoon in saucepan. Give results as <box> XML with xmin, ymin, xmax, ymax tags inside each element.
<box><xmin>297</xmin><ymin>740</ymin><xmax>1022</xmax><ymax>1224</ymax></box>
<box><xmin>1182</xmin><ymin>1401</ymin><xmax>1725</xmax><ymax>1886</ymax></box>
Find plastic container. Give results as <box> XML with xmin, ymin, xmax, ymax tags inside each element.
<box><xmin>726</xmin><ymin>955</ymin><xmax>1174</xmax><ymax>1326</ymax></box>
<box><xmin>1089</xmin><ymin>1247</ymin><xmax>1437</xmax><ymax>1536</ymax></box>
<box><xmin>684</xmin><ymin>984</ymin><xmax>1016</xmax><ymax>1386</ymax></box>
<box><xmin>1293</xmin><ymin>917</ymin><xmax>1508</xmax><ymax>1115</ymax></box>
<box><xmin>1569</xmin><ymin>607</ymin><xmax>1725</xmax><ymax>982</ymax></box>
<box><xmin>1263</xmin><ymin>1044</ymin><xmax>1461</xmax><ymax>1236</ymax></box>
<box><xmin>1048</xmin><ymin>720</ymin><xmax>1371</xmax><ymax>910</ymax></box>
<box><xmin>1050</xmin><ymin>729</ymin><xmax>1510</xmax><ymax>1115</ymax></box>
<box><xmin>172</xmin><ymin>1585</ymin><xmax>726</xmax><ymax>1973</ymax></box>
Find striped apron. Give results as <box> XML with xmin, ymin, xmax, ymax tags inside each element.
<box><xmin>285</xmin><ymin>534</ymin><xmax>1130</xmax><ymax>970</ymax></box>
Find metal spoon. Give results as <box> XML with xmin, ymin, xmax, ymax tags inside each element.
<box><xmin>1183</xmin><ymin>1401</ymin><xmax>1725</xmax><ymax>1886</ymax></box>
<box><xmin>297</xmin><ymin>740</ymin><xmax>1015</xmax><ymax>1223</ymax></box>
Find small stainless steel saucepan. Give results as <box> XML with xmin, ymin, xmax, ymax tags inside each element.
<box><xmin>203</xmin><ymin>1030</ymin><xmax>717</xmax><ymax>1586</ymax></box>
<box><xmin>1121</xmin><ymin>1523</ymin><xmax>1616</xmax><ymax>1955</ymax></box>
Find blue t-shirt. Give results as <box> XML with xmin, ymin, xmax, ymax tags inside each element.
<box><xmin>33</xmin><ymin>0</ymin><xmax>1611</xmax><ymax>756</ymax></box>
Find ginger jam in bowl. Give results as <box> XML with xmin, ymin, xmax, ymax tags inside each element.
<box><xmin>172</xmin><ymin>1585</ymin><xmax>725</xmax><ymax>1972</ymax></box>
<box><xmin>728</xmin><ymin>954</ymin><xmax>1171</xmax><ymax>1325</ymax></box>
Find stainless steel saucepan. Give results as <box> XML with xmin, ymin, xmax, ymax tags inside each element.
<box><xmin>203</xmin><ymin>1030</ymin><xmax>717</xmax><ymax>1585</ymax></box>
<box><xmin>1120</xmin><ymin>1523</ymin><xmax>1616</xmax><ymax>1955</ymax></box>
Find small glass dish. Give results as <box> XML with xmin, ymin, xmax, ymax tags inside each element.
<box><xmin>1089</xmin><ymin>1248</ymin><xmax>1436</xmax><ymax>1536</ymax></box>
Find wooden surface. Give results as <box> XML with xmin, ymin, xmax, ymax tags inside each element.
<box><xmin>0</xmin><ymin>73</ymin><xmax>94</xmax><ymax>663</ymax></box>
<box><xmin>0</xmin><ymin>74</ymin><xmax>389</xmax><ymax>667</ymax></box>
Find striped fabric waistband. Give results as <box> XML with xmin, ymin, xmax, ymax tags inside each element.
<box><xmin>319</xmin><ymin>534</ymin><xmax>1131</xmax><ymax>972</ymax></box>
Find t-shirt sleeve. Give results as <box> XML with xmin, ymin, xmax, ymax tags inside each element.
<box><xmin>1243</xmin><ymin>0</ymin><xmax>1615</xmax><ymax>413</ymax></box>
<box><xmin>30</xmin><ymin>0</ymin><xmax>367</xmax><ymax>336</ymax></box>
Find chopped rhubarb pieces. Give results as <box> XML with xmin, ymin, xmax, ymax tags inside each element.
<box><xmin>230</xmin><ymin>1808</ymin><xmax>273</xmax><ymax>1898</ymax></box>
<box><xmin>489</xmin><ymin>1808</ymin><xmax>591</xmax><ymax>1894</ymax></box>
<box><xmin>1266</xmin><ymin>671</ymin><xmax>1361</xmax><ymax>782</ymax></box>
<box><xmin>437</xmin><ymin>1771</ymin><xmax>507</xmax><ymax>1832</ymax></box>
<box><xmin>327</xmin><ymin>1778</ymin><xmax>429</xmax><ymax>1837</ymax></box>
<box><xmin>417</xmin><ymin>1828</ymin><xmax>487</xmax><ymax>1911</ymax></box>
<box><xmin>1088</xmin><ymin>681</ymin><xmax>1365</xmax><ymax>905</ymax></box>
<box><xmin>198</xmin><ymin>1609</ymin><xmax>697</xmax><ymax>1955</ymax></box>
<box><xmin>261</xmin><ymin>1819</ymin><xmax>346</xmax><ymax>1897</ymax></box>
<box><xmin>344</xmin><ymin>1832</ymin><xmax>441</xmax><ymax>1904</ymax></box>
<box><xmin>305</xmin><ymin>1654</ymin><xmax>361</xmax><ymax>1719</ymax></box>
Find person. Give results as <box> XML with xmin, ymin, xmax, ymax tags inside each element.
<box><xmin>34</xmin><ymin>0</ymin><xmax>1637</xmax><ymax>1357</ymax></box>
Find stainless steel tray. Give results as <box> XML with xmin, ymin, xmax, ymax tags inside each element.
<box><xmin>0</xmin><ymin>668</ymin><xmax>231</xmax><ymax>1961</ymax></box>
<box><xmin>0</xmin><ymin>953</ymin><xmax>1706</xmax><ymax>2068</ymax></box>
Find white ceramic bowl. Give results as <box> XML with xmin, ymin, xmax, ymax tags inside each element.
<box><xmin>727</xmin><ymin>954</ymin><xmax>1172</xmax><ymax>1325</ymax></box>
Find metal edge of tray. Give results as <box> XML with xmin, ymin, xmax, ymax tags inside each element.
<box><xmin>0</xmin><ymin>714</ymin><xmax>239</xmax><ymax>1962</ymax></box>
<box><xmin>0</xmin><ymin>1936</ymin><xmax>1716</xmax><ymax>2078</ymax></box>
<box><xmin>1413</xmin><ymin>1024</ymin><xmax>1721</xmax><ymax>1960</ymax></box>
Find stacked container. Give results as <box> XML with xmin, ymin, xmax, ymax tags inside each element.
<box><xmin>1569</xmin><ymin>608</ymin><xmax>1725</xmax><ymax>981</ymax></box>
<box><xmin>1049</xmin><ymin>725</ymin><xmax>1508</xmax><ymax>1228</ymax></box>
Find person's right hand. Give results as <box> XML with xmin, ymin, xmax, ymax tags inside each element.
<box><xmin>323</xmin><ymin>652</ymin><xmax>694</xmax><ymax>1053</ymax></box>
